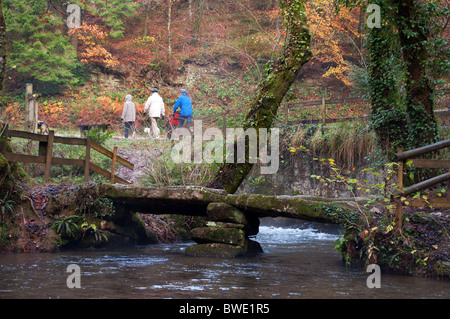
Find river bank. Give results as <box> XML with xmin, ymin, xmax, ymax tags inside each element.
<box><xmin>2</xmin><ymin>179</ymin><xmax>448</xmax><ymax>280</ymax></box>
<box><xmin>0</xmin><ymin>128</ymin><xmax>449</xmax><ymax>280</ymax></box>
<box><xmin>0</xmin><ymin>182</ymin><xmax>202</xmax><ymax>253</ymax></box>
<box><xmin>335</xmin><ymin>204</ymin><xmax>450</xmax><ymax>279</ymax></box>
<box><xmin>1</xmin><ymin>219</ymin><xmax>448</xmax><ymax>299</ymax></box>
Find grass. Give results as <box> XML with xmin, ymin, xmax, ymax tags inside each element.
<box><xmin>141</xmin><ymin>150</ymin><xmax>219</xmax><ymax>188</ymax></box>
<box><xmin>290</xmin><ymin>121</ymin><xmax>378</xmax><ymax>168</ymax></box>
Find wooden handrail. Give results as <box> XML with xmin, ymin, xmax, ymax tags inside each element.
<box><xmin>395</xmin><ymin>139</ymin><xmax>450</xmax><ymax>161</ymax></box>
<box><xmin>90</xmin><ymin>162</ymin><xmax>130</xmax><ymax>185</ymax></box>
<box><xmin>91</xmin><ymin>141</ymin><xmax>134</xmax><ymax>170</ymax></box>
<box><xmin>8</xmin><ymin>129</ymin><xmax>87</xmax><ymax>145</ymax></box>
<box><xmin>408</xmin><ymin>159</ymin><xmax>450</xmax><ymax>169</ymax></box>
<box><xmin>4</xmin><ymin>153</ymin><xmax>85</xmax><ymax>167</ymax></box>
<box><xmin>288</xmin><ymin>97</ymin><xmax>365</xmax><ymax>108</ymax></box>
<box><xmin>394</xmin><ymin>140</ymin><xmax>450</xmax><ymax>229</ymax></box>
<box><xmin>2</xmin><ymin>128</ymin><xmax>133</xmax><ymax>184</ymax></box>
<box><xmin>393</xmin><ymin>172</ymin><xmax>450</xmax><ymax>197</ymax></box>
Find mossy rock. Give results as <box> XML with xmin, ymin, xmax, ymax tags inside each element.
<box><xmin>244</xmin><ymin>238</ymin><xmax>264</xmax><ymax>257</ymax></box>
<box><xmin>190</xmin><ymin>227</ymin><xmax>245</xmax><ymax>246</ymax></box>
<box><xmin>205</xmin><ymin>221</ymin><xmax>244</xmax><ymax>229</ymax></box>
<box><xmin>0</xmin><ymin>152</ymin><xmax>26</xmax><ymax>198</ymax></box>
<box><xmin>207</xmin><ymin>202</ymin><xmax>248</xmax><ymax>225</ymax></box>
<box><xmin>185</xmin><ymin>243</ymin><xmax>246</xmax><ymax>258</ymax></box>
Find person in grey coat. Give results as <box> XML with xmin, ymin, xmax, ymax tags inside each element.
<box><xmin>121</xmin><ymin>94</ymin><xmax>136</xmax><ymax>138</ymax></box>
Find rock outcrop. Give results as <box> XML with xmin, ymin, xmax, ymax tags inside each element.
<box><xmin>185</xmin><ymin>202</ymin><xmax>262</xmax><ymax>258</ymax></box>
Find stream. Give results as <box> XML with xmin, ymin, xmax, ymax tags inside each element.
<box><xmin>0</xmin><ymin>218</ymin><xmax>448</xmax><ymax>299</ymax></box>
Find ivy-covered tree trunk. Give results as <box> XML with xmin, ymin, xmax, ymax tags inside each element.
<box><xmin>366</xmin><ymin>0</ymin><xmax>439</xmax><ymax>157</ymax></box>
<box><xmin>391</xmin><ymin>0</ymin><xmax>438</xmax><ymax>149</ymax></box>
<box><xmin>366</xmin><ymin>1</ymin><xmax>408</xmax><ymax>158</ymax></box>
<box><xmin>208</xmin><ymin>0</ymin><xmax>312</xmax><ymax>194</ymax></box>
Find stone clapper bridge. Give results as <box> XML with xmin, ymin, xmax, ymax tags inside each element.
<box><xmin>101</xmin><ymin>184</ymin><xmax>367</xmax><ymax>257</ymax></box>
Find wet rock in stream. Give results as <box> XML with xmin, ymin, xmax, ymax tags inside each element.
<box><xmin>185</xmin><ymin>202</ymin><xmax>263</xmax><ymax>258</ymax></box>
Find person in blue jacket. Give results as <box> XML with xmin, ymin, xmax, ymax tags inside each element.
<box><xmin>173</xmin><ymin>89</ymin><xmax>193</xmax><ymax>127</ymax></box>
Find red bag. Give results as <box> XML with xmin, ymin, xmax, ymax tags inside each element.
<box><xmin>170</xmin><ymin>112</ymin><xmax>181</xmax><ymax>126</ymax></box>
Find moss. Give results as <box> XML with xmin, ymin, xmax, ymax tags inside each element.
<box><xmin>207</xmin><ymin>202</ymin><xmax>247</xmax><ymax>225</ymax></box>
<box><xmin>0</xmin><ymin>153</ymin><xmax>12</xmax><ymax>191</ymax></box>
<box><xmin>128</xmin><ymin>212</ymin><xmax>150</xmax><ymax>244</ymax></box>
<box><xmin>0</xmin><ymin>152</ymin><xmax>9</xmax><ymax>172</ymax></box>
<box><xmin>0</xmin><ymin>223</ymin><xmax>14</xmax><ymax>249</ymax></box>
<box><xmin>225</xmin><ymin>193</ymin><xmax>345</xmax><ymax>223</ymax></box>
<box><xmin>190</xmin><ymin>227</ymin><xmax>246</xmax><ymax>246</ymax></box>
<box><xmin>434</xmin><ymin>261</ymin><xmax>450</xmax><ymax>279</ymax></box>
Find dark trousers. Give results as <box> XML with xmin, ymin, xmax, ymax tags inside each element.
<box><xmin>124</xmin><ymin>121</ymin><xmax>134</xmax><ymax>138</ymax></box>
<box><xmin>178</xmin><ymin>116</ymin><xmax>192</xmax><ymax>127</ymax></box>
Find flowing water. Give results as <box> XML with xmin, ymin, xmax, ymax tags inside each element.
<box><xmin>0</xmin><ymin>218</ymin><xmax>448</xmax><ymax>299</ymax></box>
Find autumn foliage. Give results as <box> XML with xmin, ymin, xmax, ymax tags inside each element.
<box><xmin>68</xmin><ymin>24</ymin><xmax>119</xmax><ymax>68</ymax></box>
<box><xmin>3</xmin><ymin>0</ymin><xmax>377</xmax><ymax>131</ymax></box>
<box><xmin>306</xmin><ymin>1</ymin><xmax>362</xmax><ymax>86</ymax></box>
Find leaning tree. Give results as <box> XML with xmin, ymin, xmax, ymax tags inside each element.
<box><xmin>208</xmin><ymin>0</ymin><xmax>313</xmax><ymax>194</ymax></box>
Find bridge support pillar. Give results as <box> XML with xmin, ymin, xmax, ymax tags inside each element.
<box><xmin>185</xmin><ymin>202</ymin><xmax>262</xmax><ymax>258</ymax></box>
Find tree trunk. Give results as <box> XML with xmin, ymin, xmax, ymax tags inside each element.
<box><xmin>188</xmin><ymin>0</ymin><xmax>192</xmax><ymax>22</ymax></box>
<box><xmin>142</xmin><ymin>3</ymin><xmax>150</xmax><ymax>38</ymax></box>
<box><xmin>0</xmin><ymin>0</ymin><xmax>6</xmax><ymax>93</ymax></box>
<box><xmin>366</xmin><ymin>3</ymin><xmax>408</xmax><ymax>158</ymax></box>
<box><xmin>168</xmin><ymin>0</ymin><xmax>172</xmax><ymax>56</ymax></box>
<box><xmin>208</xmin><ymin>0</ymin><xmax>312</xmax><ymax>194</ymax></box>
<box><xmin>192</xmin><ymin>0</ymin><xmax>205</xmax><ymax>43</ymax></box>
<box><xmin>392</xmin><ymin>0</ymin><xmax>438</xmax><ymax>148</ymax></box>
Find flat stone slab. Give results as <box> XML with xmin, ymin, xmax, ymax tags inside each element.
<box><xmin>205</xmin><ymin>221</ymin><xmax>244</xmax><ymax>229</ymax></box>
<box><xmin>100</xmin><ymin>184</ymin><xmax>374</xmax><ymax>223</ymax></box>
<box><xmin>207</xmin><ymin>202</ymin><xmax>247</xmax><ymax>225</ymax></box>
<box><xmin>185</xmin><ymin>243</ymin><xmax>246</xmax><ymax>258</ymax></box>
<box><xmin>190</xmin><ymin>227</ymin><xmax>245</xmax><ymax>246</ymax></box>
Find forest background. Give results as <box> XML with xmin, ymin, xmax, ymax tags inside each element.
<box><xmin>4</xmin><ymin>0</ymin><xmax>447</xmax><ymax>132</ymax></box>
<box><xmin>0</xmin><ymin>0</ymin><xmax>449</xmax><ymax>277</ymax></box>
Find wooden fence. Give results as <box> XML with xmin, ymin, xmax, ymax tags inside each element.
<box><xmin>198</xmin><ymin>96</ymin><xmax>369</xmax><ymax>129</ymax></box>
<box><xmin>200</xmin><ymin>89</ymin><xmax>449</xmax><ymax>128</ymax></box>
<box><xmin>1</xmin><ymin>126</ymin><xmax>134</xmax><ymax>184</ymax></box>
<box><xmin>285</xmin><ymin>96</ymin><xmax>367</xmax><ymax>125</ymax></box>
<box><xmin>393</xmin><ymin>140</ymin><xmax>450</xmax><ymax>228</ymax></box>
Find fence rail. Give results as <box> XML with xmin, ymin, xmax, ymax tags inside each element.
<box><xmin>393</xmin><ymin>140</ymin><xmax>450</xmax><ymax>228</ymax></box>
<box><xmin>1</xmin><ymin>126</ymin><xmax>134</xmax><ymax>184</ymax></box>
<box><xmin>200</xmin><ymin>89</ymin><xmax>449</xmax><ymax>127</ymax></box>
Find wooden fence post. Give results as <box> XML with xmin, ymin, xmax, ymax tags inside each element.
<box><xmin>447</xmin><ymin>169</ymin><xmax>450</xmax><ymax>199</ymax></box>
<box><xmin>321</xmin><ymin>96</ymin><xmax>326</xmax><ymax>126</ymax></box>
<box><xmin>110</xmin><ymin>146</ymin><xmax>117</xmax><ymax>184</ymax></box>
<box><xmin>1</xmin><ymin>124</ymin><xmax>8</xmax><ymax>155</ymax></box>
<box><xmin>24</xmin><ymin>83</ymin><xmax>38</xmax><ymax>133</ymax></box>
<box><xmin>285</xmin><ymin>105</ymin><xmax>288</xmax><ymax>125</ymax></box>
<box><xmin>44</xmin><ymin>130</ymin><xmax>54</xmax><ymax>182</ymax></box>
<box><xmin>222</xmin><ymin>113</ymin><xmax>227</xmax><ymax>139</ymax></box>
<box><xmin>395</xmin><ymin>148</ymin><xmax>404</xmax><ymax>229</ymax></box>
<box><xmin>84</xmin><ymin>136</ymin><xmax>91</xmax><ymax>182</ymax></box>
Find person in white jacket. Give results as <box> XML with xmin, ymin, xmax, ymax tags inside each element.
<box><xmin>121</xmin><ymin>94</ymin><xmax>136</xmax><ymax>138</ymax></box>
<box><xmin>143</xmin><ymin>88</ymin><xmax>166</xmax><ymax>139</ymax></box>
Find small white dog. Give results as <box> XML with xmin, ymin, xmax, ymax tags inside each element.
<box><xmin>143</xmin><ymin>127</ymin><xmax>151</xmax><ymax>137</ymax></box>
